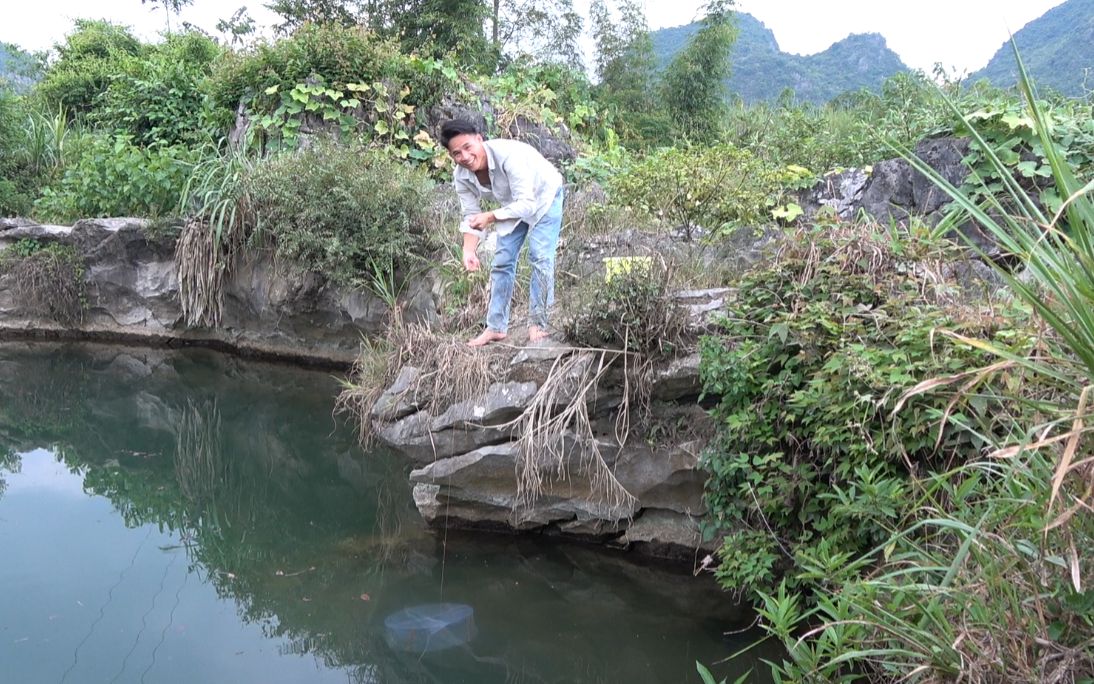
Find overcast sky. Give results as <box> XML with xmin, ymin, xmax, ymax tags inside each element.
<box><xmin>0</xmin><ymin>0</ymin><xmax>1069</xmax><ymax>75</ymax></box>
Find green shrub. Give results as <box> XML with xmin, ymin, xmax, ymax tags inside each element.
<box><xmin>207</xmin><ymin>23</ymin><xmax>444</xmax><ymax>132</ymax></box>
<box><xmin>608</xmin><ymin>144</ymin><xmax>787</xmax><ymax>235</ymax></box>
<box><xmin>560</xmin><ymin>263</ymin><xmax>689</xmax><ymax>357</ymax></box>
<box><xmin>725</xmin><ymin>101</ymin><xmax>872</xmax><ymax>171</ymax></box>
<box><xmin>699</xmin><ymin>224</ymin><xmax>1025</xmax><ymax>600</ymax></box>
<box><xmin>0</xmin><ymin>86</ymin><xmax>35</xmax><ymax>215</ymax></box>
<box><xmin>483</xmin><ymin>59</ymin><xmax>599</xmax><ymax>137</ymax></box>
<box><xmin>34</xmin><ymin>133</ymin><xmax>197</xmax><ymax>221</ymax></box>
<box><xmin>722</xmin><ymin>57</ymin><xmax>1094</xmax><ymax>684</ymax></box>
<box><xmin>35</xmin><ymin>19</ymin><xmax>143</xmax><ymax>116</ymax></box>
<box><xmin>92</xmin><ymin>31</ymin><xmax>222</xmax><ymax>147</ymax></box>
<box><xmin>244</xmin><ymin>141</ymin><xmax>432</xmax><ymax>287</ymax></box>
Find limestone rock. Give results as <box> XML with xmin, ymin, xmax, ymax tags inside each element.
<box><xmin>613</xmin><ymin>440</ymin><xmax>707</xmax><ymax>516</ymax></box>
<box><xmin>370</xmin><ymin>366</ymin><xmax>425</xmax><ymax>421</ymax></box>
<box><xmin>377</xmin><ymin>410</ymin><xmax>512</xmax><ymax>465</ymax></box>
<box><xmin>619</xmin><ymin>509</ymin><xmax>709</xmax><ymax>558</ymax></box>
<box><xmin>0</xmin><ymin>217</ymin><xmax>441</xmax><ymax>365</ymax></box>
<box><xmin>650</xmin><ymin>353</ymin><xmax>702</xmax><ymax>401</ymax></box>
<box><xmin>430</xmin><ymin>381</ymin><xmax>539</xmax><ymax>431</ymax></box>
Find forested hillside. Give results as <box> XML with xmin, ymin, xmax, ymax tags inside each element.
<box><xmin>0</xmin><ymin>42</ymin><xmax>42</xmax><ymax>92</ymax></box>
<box><xmin>971</xmin><ymin>0</ymin><xmax>1094</xmax><ymax>95</ymax></box>
<box><xmin>651</xmin><ymin>13</ymin><xmax>908</xmax><ymax>104</ymax></box>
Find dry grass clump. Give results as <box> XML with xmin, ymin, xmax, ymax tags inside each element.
<box><xmin>337</xmin><ymin>322</ymin><xmax>509</xmax><ymax>447</ymax></box>
<box><xmin>771</xmin><ymin>218</ymin><xmax>1007</xmax><ymax>313</ymax></box>
<box><xmin>2</xmin><ymin>240</ymin><xmax>88</xmax><ymax>325</ymax></box>
<box><xmin>558</xmin><ymin>259</ymin><xmax>691</xmax><ymax>358</ymax></box>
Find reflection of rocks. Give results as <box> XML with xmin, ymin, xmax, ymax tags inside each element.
<box><xmin>0</xmin><ymin>219</ymin><xmax>440</xmax><ymax>365</ymax></box>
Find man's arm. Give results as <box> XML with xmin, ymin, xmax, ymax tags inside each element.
<box><xmin>462</xmin><ymin>231</ymin><xmax>481</xmax><ymax>271</ymax></box>
<box><xmin>455</xmin><ymin>177</ymin><xmax>486</xmax><ymax>236</ymax></box>
<box><xmin>455</xmin><ymin>177</ymin><xmax>486</xmax><ymax>271</ymax></box>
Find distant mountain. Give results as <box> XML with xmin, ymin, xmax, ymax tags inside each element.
<box><xmin>651</xmin><ymin>13</ymin><xmax>910</xmax><ymax>104</ymax></box>
<box><xmin>970</xmin><ymin>0</ymin><xmax>1094</xmax><ymax>96</ymax></box>
<box><xmin>0</xmin><ymin>42</ymin><xmax>43</xmax><ymax>93</ymax></box>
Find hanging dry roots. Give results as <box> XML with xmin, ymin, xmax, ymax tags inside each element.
<box><xmin>176</xmin><ymin>218</ymin><xmax>229</xmax><ymax>328</ymax></box>
<box><xmin>507</xmin><ymin>350</ymin><xmax>638</xmax><ymax>520</ymax></box>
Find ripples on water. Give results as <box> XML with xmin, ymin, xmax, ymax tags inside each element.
<box><xmin>0</xmin><ymin>343</ymin><xmax>776</xmax><ymax>683</ymax></box>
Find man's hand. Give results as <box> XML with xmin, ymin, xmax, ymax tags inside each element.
<box><xmin>462</xmin><ymin>248</ymin><xmax>481</xmax><ymax>272</ymax></box>
<box><xmin>467</xmin><ymin>211</ymin><xmax>496</xmax><ymax>229</ymax></box>
<box><xmin>462</xmin><ymin>232</ymin><xmax>481</xmax><ymax>272</ymax></box>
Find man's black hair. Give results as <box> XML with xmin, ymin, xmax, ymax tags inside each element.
<box><xmin>439</xmin><ymin>119</ymin><xmax>480</xmax><ymax>150</ymax></box>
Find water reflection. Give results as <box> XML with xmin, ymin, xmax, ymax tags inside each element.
<box><xmin>0</xmin><ymin>342</ymin><xmax>774</xmax><ymax>683</ymax></box>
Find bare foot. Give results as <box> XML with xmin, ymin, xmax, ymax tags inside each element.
<box><xmin>467</xmin><ymin>329</ymin><xmax>508</xmax><ymax>347</ymax></box>
<box><xmin>528</xmin><ymin>326</ymin><xmax>551</xmax><ymax>342</ymax></box>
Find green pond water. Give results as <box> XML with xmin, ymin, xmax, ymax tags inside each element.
<box><xmin>0</xmin><ymin>342</ymin><xmax>776</xmax><ymax>683</ymax></box>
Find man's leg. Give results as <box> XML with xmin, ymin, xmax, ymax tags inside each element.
<box><xmin>469</xmin><ymin>222</ymin><xmax>528</xmax><ymax>347</ymax></box>
<box><xmin>527</xmin><ymin>189</ymin><xmax>564</xmax><ymax>342</ymax></box>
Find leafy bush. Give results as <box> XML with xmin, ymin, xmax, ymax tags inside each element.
<box><xmin>699</xmin><ymin>224</ymin><xmax>1024</xmax><ymax>599</ymax></box>
<box><xmin>34</xmin><ymin>133</ymin><xmax>197</xmax><ymax>221</ymax></box>
<box><xmin>207</xmin><ymin>23</ymin><xmax>444</xmax><ymax>132</ymax></box>
<box><xmin>244</xmin><ymin>141</ymin><xmax>432</xmax><ymax>286</ymax></box>
<box><xmin>0</xmin><ymin>239</ymin><xmax>87</xmax><ymax>324</ymax></box>
<box><xmin>725</xmin><ymin>100</ymin><xmax>872</xmax><ymax>171</ymax></box>
<box><xmin>482</xmin><ymin>58</ymin><xmax>599</xmax><ymax>137</ymax></box>
<box><xmin>35</xmin><ymin>19</ymin><xmax>143</xmax><ymax>115</ymax></box>
<box><xmin>0</xmin><ymin>86</ymin><xmax>35</xmax><ymax>215</ymax></box>
<box><xmin>92</xmin><ymin>31</ymin><xmax>222</xmax><ymax>147</ymax></box>
<box><xmin>953</xmin><ymin>97</ymin><xmax>1094</xmax><ymax>218</ymax></box>
<box><xmin>560</xmin><ymin>262</ymin><xmax>689</xmax><ymax>357</ymax></box>
<box><xmin>710</xmin><ymin>55</ymin><xmax>1094</xmax><ymax>684</ymax></box>
<box><xmin>608</xmin><ymin>144</ymin><xmax>788</xmax><ymax>235</ymax></box>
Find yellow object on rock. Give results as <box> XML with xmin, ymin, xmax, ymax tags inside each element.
<box><xmin>603</xmin><ymin>256</ymin><xmax>652</xmax><ymax>283</ymax></box>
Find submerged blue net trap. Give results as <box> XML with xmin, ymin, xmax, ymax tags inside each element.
<box><xmin>383</xmin><ymin>603</ymin><xmax>477</xmax><ymax>653</ymax></box>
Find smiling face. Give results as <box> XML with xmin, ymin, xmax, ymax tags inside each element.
<box><xmin>446</xmin><ymin>133</ymin><xmax>488</xmax><ymax>172</ymax></box>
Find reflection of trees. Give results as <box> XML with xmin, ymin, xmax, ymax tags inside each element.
<box><xmin>0</xmin><ymin>447</ymin><xmax>20</xmax><ymax>498</ymax></box>
<box><xmin>0</xmin><ymin>344</ymin><xmax>431</xmax><ymax>679</ymax></box>
<box><xmin>0</xmin><ymin>344</ymin><xmax>763</xmax><ymax>684</ymax></box>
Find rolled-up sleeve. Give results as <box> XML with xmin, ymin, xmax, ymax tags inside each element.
<box><xmin>455</xmin><ymin>177</ymin><xmax>486</xmax><ymax>237</ymax></box>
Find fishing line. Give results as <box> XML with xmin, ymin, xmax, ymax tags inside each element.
<box><xmin>61</xmin><ymin>525</ymin><xmax>154</xmax><ymax>684</ymax></box>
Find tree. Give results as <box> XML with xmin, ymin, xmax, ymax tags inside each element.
<box><xmin>216</xmin><ymin>7</ymin><xmax>258</xmax><ymax>46</ymax></box>
<box><xmin>492</xmin><ymin>0</ymin><xmax>584</xmax><ymax>72</ymax></box>
<box><xmin>659</xmin><ymin>0</ymin><xmax>736</xmax><ymax>142</ymax></box>
<box><xmin>266</xmin><ymin>0</ymin><xmax>493</xmax><ymax>68</ymax></box>
<box><xmin>36</xmin><ymin>20</ymin><xmax>144</xmax><ymax>115</ymax></box>
<box><xmin>140</xmin><ymin>0</ymin><xmax>196</xmax><ymax>32</ymax></box>
<box><xmin>590</xmin><ymin>0</ymin><xmax>660</xmax><ymax>143</ymax></box>
<box><xmin>266</xmin><ymin>0</ymin><xmax>363</xmax><ymax>31</ymax></box>
<box><xmin>389</xmin><ymin>0</ymin><xmax>492</xmax><ymax>66</ymax></box>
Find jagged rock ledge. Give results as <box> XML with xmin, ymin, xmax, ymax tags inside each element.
<box><xmin>370</xmin><ymin>289</ymin><xmax>733</xmax><ymax>562</ymax></box>
<box><xmin>0</xmin><ymin>217</ymin><xmax>439</xmax><ymax>367</ymax></box>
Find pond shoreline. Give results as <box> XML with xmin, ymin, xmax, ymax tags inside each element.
<box><xmin>0</xmin><ymin>324</ymin><xmax>354</xmax><ymax>371</ymax></box>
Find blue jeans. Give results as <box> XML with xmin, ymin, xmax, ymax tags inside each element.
<box><xmin>487</xmin><ymin>188</ymin><xmax>564</xmax><ymax>333</ymax></box>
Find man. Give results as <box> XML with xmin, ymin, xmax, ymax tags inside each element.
<box><xmin>440</xmin><ymin>119</ymin><xmax>565</xmax><ymax>347</ymax></box>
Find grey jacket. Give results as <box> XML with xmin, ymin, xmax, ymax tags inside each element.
<box><xmin>454</xmin><ymin>139</ymin><xmax>564</xmax><ymax>237</ymax></box>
